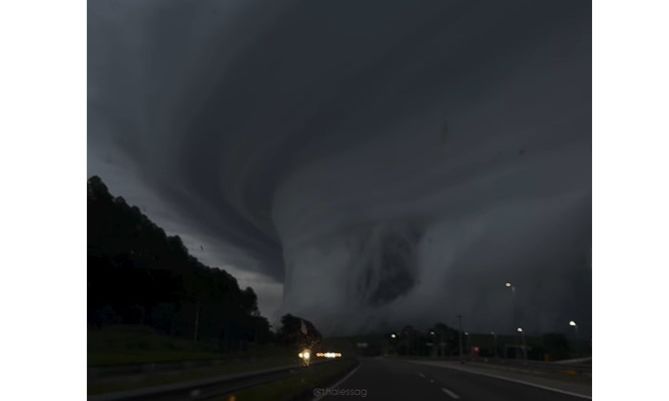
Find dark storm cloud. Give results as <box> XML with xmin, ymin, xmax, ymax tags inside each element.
<box><xmin>89</xmin><ymin>0</ymin><xmax>591</xmax><ymax>332</ymax></box>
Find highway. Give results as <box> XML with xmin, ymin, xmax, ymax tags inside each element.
<box><xmin>318</xmin><ymin>358</ymin><xmax>590</xmax><ymax>401</ymax></box>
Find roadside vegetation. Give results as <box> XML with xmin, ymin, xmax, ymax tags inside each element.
<box><xmin>215</xmin><ymin>358</ymin><xmax>358</xmax><ymax>401</ymax></box>
<box><xmin>88</xmin><ymin>177</ymin><xmax>327</xmax><ymax>395</ymax></box>
<box><xmin>89</xmin><ymin>325</ymin><xmax>224</xmax><ymax>366</ymax></box>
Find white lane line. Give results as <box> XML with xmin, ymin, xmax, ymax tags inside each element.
<box><xmin>312</xmin><ymin>364</ymin><xmax>361</xmax><ymax>401</ymax></box>
<box><xmin>409</xmin><ymin>361</ymin><xmax>591</xmax><ymax>400</ymax></box>
<box><xmin>418</xmin><ymin>372</ymin><xmax>426</xmax><ymax>378</ymax></box>
<box><xmin>332</xmin><ymin>364</ymin><xmax>360</xmax><ymax>388</ymax></box>
<box><xmin>441</xmin><ymin>387</ymin><xmax>460</xmax><ymax>399</ymax></box>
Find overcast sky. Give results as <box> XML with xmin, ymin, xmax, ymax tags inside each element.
<box><xmin>88</xmin><ymin>0</ymin><xmax>591</xmax><ymax>335</ymax></box>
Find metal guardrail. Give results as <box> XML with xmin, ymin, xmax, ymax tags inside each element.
<box><xmin>468</xmin><ymin>358</ymin><xmax>592</xmax><ymax>378</ymax></box>
<box><xmin>89</xmin><ymin>357</ymin><xmax>250</xmax><ymax>380</ymax></box>
<box><xmin>401</xmin><ymin>355</ymin><xmax>591</xmax><ymax>377</ymax></box>
<box><xmin>554</xmin><ymin>356</ymin><xmax>592</xmax><ymax>365</ymax></box>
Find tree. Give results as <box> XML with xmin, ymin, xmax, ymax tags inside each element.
<box><xmin>87</xmin><ymin>176</ymin><xmax>271</xmax><ymax>349</ymax></box>
<box><xmin>276</xmin><ymin>314</ymin><xmax>321</xmax><ymax>348</ymax></box>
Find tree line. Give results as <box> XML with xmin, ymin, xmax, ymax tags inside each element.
<box><xmin>89</xmin><ymin>176</ymin><xmax>323</xmax><ymax>352</ymax></box>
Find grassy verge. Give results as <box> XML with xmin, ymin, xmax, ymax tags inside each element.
<box><xmin>213</xmin><ymin>358</ymin><xmax>358</xmax><ymax>401</ymax></box>
<box><xmin>88</xmin><ymin>355</ymin><xmax>298</xmax><ymax>395</ymax></box>
<box><xmin>88</xmin><ymin>325</ymin><xmax>297</xmax><ymax>395</ymax></box>
<box><xmin>89</xmin><ymin>350</ymin><xmax>223</xmax><ymax>366</ymax></box>
<box><xmin>89</xmin><ymin>325</ymin><xmax>223</xmax><ymax>366</ymax></box>
<box><xmin>88</xmin><ymin>325</ymin><xmax>288</xmax><ymax>367</ymax></box>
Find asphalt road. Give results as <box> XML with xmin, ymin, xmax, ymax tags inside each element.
<box><xmin>318</xmin><ymin>358</ymin><xmax>590</xmax><ymax>401</ymax></box>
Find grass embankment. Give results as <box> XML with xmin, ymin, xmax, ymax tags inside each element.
<box><xmin>213</xmin><ymin>358</ymin><xmax>358</xmax><ymax>401</ymax></box>
<box><xmin>89</xmin><ymin>325</ymin><xmax>290</xmax><ymax>366</ymax></box>
<box><xmin>89</xmin><ymin>325</ymin><xmax>223</xmax><ymax>366</ymax></box>
<box><xmin>88</xmin><ymin>325</ymin><xmax>297</xmax><ymax>395</ymax></box>
<box><xmin>88</xmin><ymin>355</ymin><xmax>299</xmax><ymax>395</ymax></box>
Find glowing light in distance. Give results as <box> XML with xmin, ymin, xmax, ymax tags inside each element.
<box><xmin>316</xmin><ymin>352</ymin><xmax>342</xmax><ymax>358</ymax></box>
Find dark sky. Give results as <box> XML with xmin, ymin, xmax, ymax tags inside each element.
<box><xmin>88</xmin><ymin>0</ymin><xmax>591</xmax><ymax>335</ymax></box>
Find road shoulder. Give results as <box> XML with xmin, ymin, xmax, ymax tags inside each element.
<box><xmin>407</xmin><ymin>360</ymin><xmax>591</xmax><ymax>399</ymax></box>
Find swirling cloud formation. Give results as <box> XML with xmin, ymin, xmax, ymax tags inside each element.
<box><xmin>89</xmin><ymin>0</ymin><xmax>591</xmax><ymax>334</ymax></box>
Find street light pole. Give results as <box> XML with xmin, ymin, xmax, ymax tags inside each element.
<box><xmin>457</xmin><ymin>314</ymin><xmax>464</xmax><ymax>363</ymax></box>
<box><xmin>569</xmin><ymin>320</ymin><xmax>579</xmax><ymax>356</ymax></box>
<box><xmin>464</xmin><ymin>331</ymin><xmax>470</xmax><ymax>357</ymax></box>
<box><xmin>505</xmin><ymin>282</ymin><xmax>517</xmax><ymax>334</ymax></box>
<box><xmin>491</xmin><ymin>331</ymin><xmax>498</xmax><ymax>359</ymax></box>
<box><xmin>429</xmin><ymin>330</ymin><xmax>436</xmax><ymax>358</ymax></box>
<box><xmin>517</xmin><ymin>327</ymin><xmax>527</xmax><ymax>361</ymax></box>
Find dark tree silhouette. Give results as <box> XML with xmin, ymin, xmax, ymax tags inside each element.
<box><xmin>276</xmin><ymin>314</ymin><xmax>322</xmax><ymax>348</ymax></box>
<box><xmin>87</xmin><ymin>176</ymin><xmax>271</xmax><ymax>350</ymax></box>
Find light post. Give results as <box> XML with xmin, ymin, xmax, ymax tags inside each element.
<box><xmin>429</xmin><ymin>330</ymin><xmax>436</xmax><ymax>358</ymax></box>
<box><xmin>432</xmin><ymin>328</ymin><xmax>446</xmax><ymax>358</ymax></box>
<box><xmin>388</xmin><ymin>332</ymin><xmax>397</xmax><ymax>355</ymax></box>
<box><xmin>491</xmin><ymin>331</ymin><xmax>498</xmax><ymax>358</ymax></box>
<box><xmin>569</xmin><ymin>320</ymin><xmax>579</xmax><ymax>356</ymax></box>
<box><xmin>464</xmin><ymin>331</ymin><xmax>470</xmax><ymax>357</ymax></box>
<box><xmin>505</xmin><ymin>282</ymin><xmax>517</xmax><ymax>334</ymax></box>
<box><xmin>505</xmin><ymin>282</ymin><xmax>520</xmax><ymax>358</ymax></box>
<box><xmin>457</xmin><ymin>314</ymin><xmax>464</xmax><ymax>363</ymax></box>
<box><xmin>517</xmin><ymin>327</ymin><xmax>527</xmax><ymax>361</ymax></box>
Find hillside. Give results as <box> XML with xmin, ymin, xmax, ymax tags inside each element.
<box><xmin>87</xmin><ymin>176</ymin><xmax>271</xmax><ymax>349</ymax></box>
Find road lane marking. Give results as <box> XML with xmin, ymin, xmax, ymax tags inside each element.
<box><xmin>418</xmin><ymin>372</ymin><xmax>426</xmax><ymax>378</ymax></box>
<box><xmin>409</xmin><ymin>361</ymin><xmax>591</xmax><ymax>400</ymax></box>
<box><xmin>311</xmin><ymin>364</ymin><xmax>361</xmax><ymax>401</ymax></box>
<box><xmin>441</xmin><ymin>387</ymin><xmax>460</xmax><ymax>399</ymax></box>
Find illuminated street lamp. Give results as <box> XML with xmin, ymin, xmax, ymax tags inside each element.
<box><xmin>516</xmin><ymin>327</ymin><xmax>527</xmax><ymax>360</ymax></box>
<box><xmin>569</xmin><ymin>320</ymin><xmax>580</xmax><ymax>356</ymax></box>
<box><xmin>464</xmin><ymin>331</ymin><xmax>470</xmax><ymax>355</ymax></box>
<box><xmin>427</xmin><ymin>330</ymin><xmax>437</xmax><ymax>358</ymax></box>
<box><xmin>505</xmin><ymin>282</ymin><xmax>517</xmax><ymax>334</ymax></box>
<box><xmin>388</xmin><ymin>332</ymin><xmax>398</xmax><ymax>356</ymax></box>
<box><xmin>457</xmin><ymin>314</ymin><xmax>464</xmax><ymax>363</ymax></box>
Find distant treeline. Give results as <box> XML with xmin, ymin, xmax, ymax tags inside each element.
<box><xmin>88</xmin><ymin>176</ymin><xmax>272</xmax><ymax>350</ymax></box>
